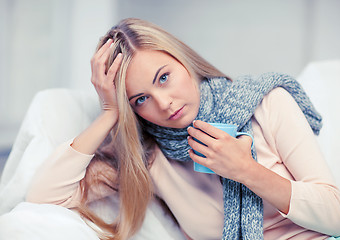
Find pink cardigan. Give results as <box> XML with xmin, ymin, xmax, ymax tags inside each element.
<box><xmin>26</xmin><ymin>88</ymin><xmax>340</xmax><ymax>239</ymax></box>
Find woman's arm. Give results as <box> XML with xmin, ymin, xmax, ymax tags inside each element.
<box><xmin>72</xmin><ymin>39</ymin><xmax>122</xmax><ymax>155</ymax></box>
<box><xmin>188</xmin><ymin>120</ymin><xmax>291</xmax><ymax>214</ymax></box>
<box><xmin>27</xmin><ymin>39</ymin><xmax>123</xmax><ymax>207</ymax></box>
<box><xmin>188</xmin><ymin>88</ymin><xmax>340</xmax><ymax>235</ymax></box>
<box><xmin>261</xmin><ymin>88</ymin><xmax>340</xmax><ymax>235</ymax></box>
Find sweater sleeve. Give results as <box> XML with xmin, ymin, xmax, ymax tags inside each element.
<box><xmin>26</xmin><ymin>140</ymin><xmax>117</xmax><ymax>209</ymax></box>
<box><xmin>264</xmin><ymin>87</ymin><xmax>340</xmax><ymax>236</ymax></box>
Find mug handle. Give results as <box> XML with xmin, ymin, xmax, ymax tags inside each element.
<box><xmin>236</xmin><ymin>132</ymin><xmax>254</xmax><ymax>149</ymax></box>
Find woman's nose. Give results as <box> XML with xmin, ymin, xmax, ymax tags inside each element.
<box><xmin>154</xmin><ymin>94</ymin><xmax>172</xmax><ymax>111</ymax></box>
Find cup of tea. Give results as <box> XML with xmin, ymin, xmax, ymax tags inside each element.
<box><xmin>192</xmin><ymin>123</ymin><xmax>254</xmax><ymax>174</ymax></box>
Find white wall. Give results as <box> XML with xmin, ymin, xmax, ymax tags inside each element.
<box><xmin>0</xmin><ymin>0</ymin><xmax>117</xmax><ymax>149</ymax></box>
<box><xmin>0</xmin><ymin>0</ymin><xmax>339</xmax><ymax>150</ymax></box>
<box><xmin>117</xmin><ymin>0</ymin><xmax>340</xmax><ymax>78</ymax></box>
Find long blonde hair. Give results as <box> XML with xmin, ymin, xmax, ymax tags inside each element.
<box><xmin>78</xmin><ymin>18</ymin><xmax>228</xmax><ymax>240</ymax></box>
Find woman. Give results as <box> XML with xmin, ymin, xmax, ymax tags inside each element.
<box><xmin>27</xmin><ymin>18</ymin><xmax>340</xmax><ymax>239</ymax></box>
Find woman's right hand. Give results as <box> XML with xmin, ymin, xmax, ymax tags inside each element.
<box><xmin>71</xmin><ymin>40</ymin><xmax>122</xmax><ymax>155</ymax></box>
<box><xmin>90</xmin><ymin>39</ymin><xmax>122</xmax><ymax>114</ymax></box>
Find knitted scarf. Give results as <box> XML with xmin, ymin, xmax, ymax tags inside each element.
<box><xmin>143</xmin><ymin>72</ymin><xmax>323</xmax><ymax>239</ymax></box>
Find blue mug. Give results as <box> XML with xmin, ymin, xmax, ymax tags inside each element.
<box><xmin>193</xmin><ymin>123</ymin><xmax>254</xmax><ymax>174</ymax></box>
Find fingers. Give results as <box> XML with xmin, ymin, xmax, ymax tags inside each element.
<box><xmin>188</xmin><ymin>148</ymin><xmax>211</xmax><ymax>166</ymax></box>
<box><xmin>89</xmin><ymin>39</ymin><xmax>123</xmax><ymax>112</ymax></box>
<box><xmin>187</xmin><ymin>126</ymin><xmax>212</xmax><ymax>147</ymax></box>
<box><xmin>187</xmin><ymin>135</ymin><xmax>208</xmax><ymax>155</ymax></box>
<box><xmin>90</xmin><ymin>39</ymin><xmax>113</xmax><ymax>75</ymax></box>
<box><xmin>192</xmin><ymin>120</ymin><xmax>229</xmax><ymax>139</ymax></box>
<box><xmin>96</xmin><ymin>53</ymin><xmax>122</xmax><ymax>93</ymax></box>
<box><xmin>187</xmin><ymin>126</ymin><xmax>215</xmax><ymax>159</ymax></box>
<box><xmin>95</xmin><ymin>38</ymin><xmax>113</xmax><ymax>59</ymax></box>
<box><xmin>91</xmin><ymin>39</ymin><xmax>122</xmax><ymax>90</ymax></box>
<box><xmin>107</xmin><ymin>53</ymin><xmax>122</xmax><ymax>79</ymax></box>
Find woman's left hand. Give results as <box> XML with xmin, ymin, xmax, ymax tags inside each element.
<box><xmin>187</xmin><ymin>120</ymin><xmax>254</xmax><ymax>181</ymax></box>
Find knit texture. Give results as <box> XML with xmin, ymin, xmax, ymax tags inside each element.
<box><xmin>143</xmin><ymin>72</ymin><xmax>323</xmax><ymax>239</ymax></box>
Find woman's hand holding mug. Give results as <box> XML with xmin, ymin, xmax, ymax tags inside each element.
<box><xmin>187</xmin><ymin>120</ymin><xmax>254</xmax><ymax>182</ymax></box>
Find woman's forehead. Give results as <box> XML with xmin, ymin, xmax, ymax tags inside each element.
<box><xmin>131</xmin><ymin>50</ymin><xmax>172</xmax><ymax>64</ymax></box>
<box><xmin>126</xmin><ymin>50</ymin><xmax>173</xmax><ymax>77</ymax></box>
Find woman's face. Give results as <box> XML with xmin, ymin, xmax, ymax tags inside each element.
<box><xmin>125</xmin><ymin>50</ymin><xmax>200</xmax><ymax>129</ymax></box>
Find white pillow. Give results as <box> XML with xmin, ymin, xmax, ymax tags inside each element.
<box><xmin>297</xmin><ymin>60</ymin><xmax>340</xmax><ymax>187</ymax></box>
<box><xmin>0</xmin><ymin>202</ymin><xmax>100</xmax><ymax>240</ymax></box>
<box><xmin>0</xmin><ymin>200</ymin><xmax>185</xmax><ymax>240</ymax></box>
<box><xmin>0</xmin><ymin>88</ymin><xmax>100</xmax><ymax>214</ymax></box>
<box><xmin>0</xmin><ymin>88</ymin><xmax>185</xmax><ymax>239</ymax></box>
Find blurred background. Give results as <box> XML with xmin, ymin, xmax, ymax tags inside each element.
<box><xmin>0</xmin><ymin>0</ymin><xmax>339</xmax><ymax>174</ymax></box>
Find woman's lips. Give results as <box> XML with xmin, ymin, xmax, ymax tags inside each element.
<box><xmin>169</xmin><ymin>106</ymin><xmax>184</xmax><ymax>120</ymax></box>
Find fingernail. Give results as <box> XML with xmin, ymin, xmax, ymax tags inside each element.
<box><xmin>109</xmin><ymin>42</ymin><xmax>114</xmax><ymax>48</ymax></box>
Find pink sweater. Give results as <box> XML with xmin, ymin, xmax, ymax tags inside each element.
<box><xmin>26</xmin><ymin>88</ymin><xmax>340</xmax><ymax>239</ymax></box>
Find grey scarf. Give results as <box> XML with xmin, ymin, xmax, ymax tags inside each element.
<box><xmin>143</xmin><ymin>72</ymin><xmax>322</xmax><ymax>239</ymax></box>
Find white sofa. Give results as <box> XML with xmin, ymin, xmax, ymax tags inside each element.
<box><xmin>0</xmin><ymin>88</ymin><xmax>185</xmax><ymax>240</ymax></box>
<box><xmin>0</xmin><ymin>60</ymin><xmax>339</xmax><ymax>239</ymax></box>
<box><xmin>297</xmin><ymin>60</ymin><xmax>340</xmax><ymax>186</ymax></box>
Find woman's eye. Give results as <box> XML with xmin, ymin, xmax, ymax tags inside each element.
<box><xmin>135</xmin><ymin>96</ymin><xmax>147</xmax><ymax>106</ymax></box>
<box><xmin>159</xmin><ymin>73</ymin><xmax>169</xmax><ymax>84</ymax></box>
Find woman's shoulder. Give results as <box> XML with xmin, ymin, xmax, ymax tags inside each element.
<box><xmin>254</xmin><ymin>86</ymin><xmax>296</xmax><ymax>112</ymax></box>
<box><xmin>254</xmin><ymin>86</ymin><xmax>303</xmax><ymax>130</ymax></box>
<box><xmin>265</xmin><ymin>87</ymin><xmax>295</xmax><ymax>104</ymax></box>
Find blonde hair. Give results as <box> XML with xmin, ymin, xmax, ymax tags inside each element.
<box><xmin>78</xmin><ymin>18</ymin><xmax>228</xmax><ymax>240</ymax></box>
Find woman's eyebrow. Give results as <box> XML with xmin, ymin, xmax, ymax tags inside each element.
<box><xmin>129</xmin><ymin>93</ymin><xmax>143</xmax><ymax>101</ymax></box>
<box><xmin>152</xmin><ymin>65</ymin><xmax>167</xmax><ymax>84</ymax></box>
<box><xmin>129</xmin><ymin>64</ymin><xmax>168</xmax><ymax>101</ymax></box>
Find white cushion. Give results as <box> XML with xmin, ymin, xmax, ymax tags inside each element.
<box><xmin>0</xmin><ymin>202</ymin><xmax>99</xmax><ymax>240</ymax></box>
<box><xmin>297</xmin><ymin>59</ymin><xmax>340</xmax><ymax>186</ymax></box>
<box><xmin>0</xmin><ymin>88</ymin><xmax>100</xmax><ymax>214</ymax></box>
<box><xmin>0</xmin><ymin>88</ymin><xmax>185</xmax><ymax>239</ymax></box>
